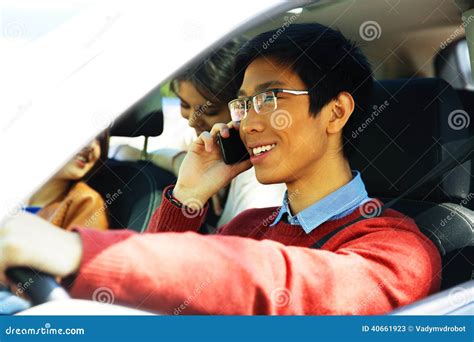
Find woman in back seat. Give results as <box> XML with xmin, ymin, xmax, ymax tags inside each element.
<box><xmin>0</xmin><ymin>136</ymin><xmax>110</xmax><ymax>314</ymax></box>
<box><xmin>113</xmin><ymin>39</ymin><xmax>285</xmax><ymax>229</ymax></box>
<box><xmin>26</xmin><ymin>135</ymin><xmax>109</xmax><ymax>231</ymax></box>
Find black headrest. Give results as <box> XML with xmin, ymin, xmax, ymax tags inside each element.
<box><xmin>110</xmin><ymin>110</ymin><xmax>164</xmax><ymax>137</ymax></box>
<box><xmin>349</xmin><ymin>78</ymin><xmax>471</xmax><ymax>203</ymax></box>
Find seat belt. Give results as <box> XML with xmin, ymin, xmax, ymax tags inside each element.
<box><xmin>311</xmin><ymin>136</ymin><xmax>474</xmax><ymax>249</ymax></box>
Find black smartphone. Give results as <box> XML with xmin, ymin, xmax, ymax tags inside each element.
<box><xmin>217</xmin><ymin>127</ymin><xmax>250</xmax><ymax>165</ymax></box>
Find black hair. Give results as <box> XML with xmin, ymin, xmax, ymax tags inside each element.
<box><xmin>171</xmin><ymin>38</ymin><xmax>244</xmax><ymax>106</ymax></box>
<box><xmin>234</xmin><ymin>23</ymin><xmax>374</xmax><ymax>158</ymax></box>
<box><xmin>83</xmin><ymin>129</ymin><xmax>109</xmax><ymax>181</ymax></box>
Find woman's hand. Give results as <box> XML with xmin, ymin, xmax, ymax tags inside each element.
<box><xmin>173</xmin><ymin>122</ymin><xmax>251</xmax><ymax>209</ymax></box>
<box><xmin>0</xmin><ymin>212</ymin><xmax>83</xmax><ymax>284</ymax></box>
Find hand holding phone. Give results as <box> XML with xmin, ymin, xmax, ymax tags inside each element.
<box><xmin>173</xmin><ymin>123</ymin><xmax>251</xmax><ymax>207</ymax></box>
<box><xmin>217</xmin><ymin>127</ymin><xmax>250</xmax><ymax>165</ymax></box>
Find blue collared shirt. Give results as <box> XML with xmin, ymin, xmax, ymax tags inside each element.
<box><xmin>270</xmin><ymin>171</ymin><xmax>371</xmax><ymax>234</ymax></box>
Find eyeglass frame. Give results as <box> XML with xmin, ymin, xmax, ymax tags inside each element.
<box><xmin>227</xmin><ymin>88</ymin><xmax>309</xmax><ymax>121</ymax></box>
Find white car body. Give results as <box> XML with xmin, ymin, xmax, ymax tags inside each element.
<box><xmin>0</xmin><ymin>0</ymin><xmax>296</xmax><ymax>221</ymax></box>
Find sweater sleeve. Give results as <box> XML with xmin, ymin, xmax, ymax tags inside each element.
<box><xmin>146</xmin><ymin>185</ymin><xmax>209</xmax><ymax>233</ymax></box>
<box><xmin>68</xmin><ymin>224</ymin><xmax>441</xmax><ymax>315</ymax></box>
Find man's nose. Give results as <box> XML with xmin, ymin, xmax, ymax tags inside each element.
<box><xmin>241</xmin><ymin>108</ymin><xmax>266</xmax><ymax>135</ymax></box>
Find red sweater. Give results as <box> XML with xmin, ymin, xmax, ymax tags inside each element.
<box><xmin>69</xmin><ymin>188</ymin><xmax>441</xmax><ymax>315</ymax></box>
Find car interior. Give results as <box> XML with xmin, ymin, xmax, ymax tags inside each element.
<box><xmin>6</xmin><ymin>0</ymin><xmax>473</xmax><ymax>314</ymax></box>
<box><xmin>87</xmin><ymin>109</ymin><xmax>175</xmax><ymax>233</ymax></box>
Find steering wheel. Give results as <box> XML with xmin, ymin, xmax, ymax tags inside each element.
<box><xmin>6</xmin><ymin>267</ymin><xmax>70</xmax><ymax>305</ymax></box>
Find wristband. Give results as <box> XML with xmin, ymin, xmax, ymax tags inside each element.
<box><xmin>165</xmin><ymin>186</ymin><xmax>183</xmax><ymax>208</ymax></box>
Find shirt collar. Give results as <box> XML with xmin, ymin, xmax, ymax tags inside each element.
<box><xmin>270</xmin><ymin>171</ymin><xmax>369</xmax><ymax>234</ymax></box>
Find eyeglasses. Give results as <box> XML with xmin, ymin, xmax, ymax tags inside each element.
<box><xmin>228</xmin><ymin>88</ymin><xmax>309</xmax><ymax>122</ymax></box>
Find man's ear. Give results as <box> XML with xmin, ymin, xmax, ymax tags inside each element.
<box><xmin>327</xmin><ymin>92</ymin><xmax>355</xmax><ymax>134</ymax></box>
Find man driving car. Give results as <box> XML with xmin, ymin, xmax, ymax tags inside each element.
<box><xmin>0</xmin><ymin>23</ymin><xmax>441</xmax><ymax>315</ymax></box>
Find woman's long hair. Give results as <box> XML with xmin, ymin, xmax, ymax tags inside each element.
<box><xmin>83</xmin><ymin>129</ymin><xmax>110</xmax><ymax>182</ymax></box>
<box><xmin>170</xmin><ymin>38</ymin><xmax>245</xmax><ymax>106</ymax></box>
